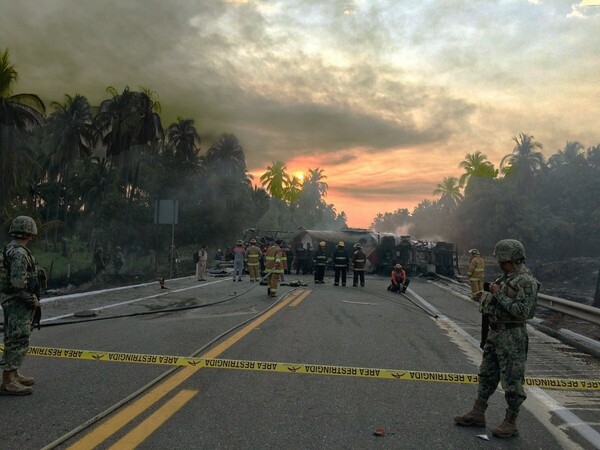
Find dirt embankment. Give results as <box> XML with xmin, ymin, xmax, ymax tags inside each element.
<box><xmin>529</xmin><ymin>257</ymin><xmax>599</xmax><ymax>306</ymax></box>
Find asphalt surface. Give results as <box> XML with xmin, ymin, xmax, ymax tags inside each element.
<box><xmin>1</xmin><ymin>273</ymin><xmax>599</xmax><ymax>449</ymax></box>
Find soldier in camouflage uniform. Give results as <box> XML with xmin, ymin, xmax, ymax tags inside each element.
<box><xmin>454</xmin><ymin>239</ymin><xmax>538</xmax><ymax>438</ymax></box>
<box><xmin>1</xmin><ymin>216</ymin><xmax>45</xmax><ymax>396</ymax></box>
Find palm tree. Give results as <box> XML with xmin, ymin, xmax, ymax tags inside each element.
<box><xmin>94</xmin><ymin>86</ymin><xmax>164</xmax><ymax>232</ymax></box>
<box><xmin>0</xmin><ymin>48</ymin><xmax>46</xmax><ymax>215</ymax></box>
<box><xmin>548</xmin><ymin>141</ymin><xmax>585</xmax><ymax>169</ymax></box>
<box><xmin>260</xmin><ymin>160</ymin><xmax>290</xmax><ymax>199</ymax></box>
<box><xmin>205</xmin><ymin>134</ymin><xmax>249</xmax><ymax>181</ymax></box>
<box><xmin>500</xmin><ymin>133</ymin><xmax>544</xmax><ymax>190</ymax></box>
<box><xmin>77</xmin><ymin>156</ymin><xmax>111</xmax><ymax>241</ymax></box>
<box><xmin>94</xmin><ymin>86</ymin><xmax>164</xmax><ymax>165</ymax></box>
<box><xmin>46</xmin><ymin>94</ymin><xmax>93</xmax><ymax>232</ymax></box>
<box><xmin>458</xmin><ymin>151</ymin><xmax>498</xmax><ymax>187</ymax></box>
<box><xmin>433</xmin><ymin>176</ymin><xmax>463</xmax><ymax>209</ymax></box>
<box><xmin>166</xmin><ymin>117</ymin><xmax>201</xmax><ymax>169</ymax></box>
<box><xmin>283</xmin><ymin>175</ymin><xmax>302</xmax><ymax>203</ymax></box>
<box><xmin>304</xmin><ymin>168</ymin><xmax>328</xmax><ymax>198</ymax></box>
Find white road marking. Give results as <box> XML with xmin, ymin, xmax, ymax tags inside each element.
<box><xmin>41</xmin><ymin>278</ymin><xmax>227</xmax><ymax>323</ymax></box>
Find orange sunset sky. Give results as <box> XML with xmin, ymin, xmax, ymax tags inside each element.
<box><xmin>2</xmin><ymin>0</ymin><xmax>600</xmax><ymax>228</ymax></box>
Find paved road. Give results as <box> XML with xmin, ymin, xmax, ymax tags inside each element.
<box><xmin>1</xmin><ymin>274</ymin><xmax>599</xmax><ymax>449</ymax></box>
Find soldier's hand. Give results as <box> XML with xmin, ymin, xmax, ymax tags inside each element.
<box><xmin>489</xmin><ymin>283</ymin><xmax>500</xmax><ymax>294</ymax></box>
<box><xmin>23</xmin><ymin>295</ymin><xmax>39</xmax><ymax>309</ymax></box>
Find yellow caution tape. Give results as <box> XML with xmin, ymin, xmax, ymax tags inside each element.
<box><xmin>1</xmin><ymin>344</ymin><xmax>598</xmax><ymax>390</ymax></box>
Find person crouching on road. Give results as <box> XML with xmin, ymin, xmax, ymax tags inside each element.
<box><xmin>246</xmin><ymin>239</ymin><xmax>262</xmax><ymax>282</ymax></box>
<box><xmin>467</xmin><ymin>248</ymin><xmax>485</xmax><ymax>300</ymax></box>
<box><xmin>454</xmin><ymin>239</ymin><xmax>538</xmax><ymax>439</ymax></box>
<box><xmin>388</xmin><ymin>264</ymin><xmax>410</xmax><ymax>293</ymax></box>
<box><xmin>1</xmin><ymin>216</ymin><xmax>44</xmax><ymax>396</ymax></box>
<box><xmin>265</xmin><ymin>240</ymin><xmax>284</xmax><ymax>297</ymax></box>
<box><xmin>351</xmin><ymin>243</ymin><xmax>366</xmax><ymax>287</ymax></box>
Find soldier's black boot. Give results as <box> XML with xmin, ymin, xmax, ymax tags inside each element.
<box><xmin>492</xmin><ymin>409</ymin><xmax>519</xmax><ymax>438</ymax></box>
<box><xmin>454</xmin><ymin>398</ymin><xmax>487</xmax><ymax>427</ymax></box>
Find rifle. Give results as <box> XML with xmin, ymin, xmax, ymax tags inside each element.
<box><xmin>479</xmin><ymin>281</ymin><xmax>494</xmax><ymax>349</ymax></box>
<box><xmin>26</xmin><ymin>268</ymin><xmax>46</xmax><ymax>330</ymax></box>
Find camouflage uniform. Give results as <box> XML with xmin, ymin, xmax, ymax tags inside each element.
<box><xmin>1</xmin><ymin>216</ymin><xmax>42</xmax><ymax>395</ymax></box>
<box><xmin>1</xmin><ymin>242</ymin><xmax>37</xmax><ymax>370</ymax></box>
<box><xmin>478</xmin><ymin>263</ymin><xmax>537</xmax><ymax>411</ymax></box>
<box><xmin>455</xmin><ymin>239</ymin><xmax>538</xmax><ymax>438</ymax></box>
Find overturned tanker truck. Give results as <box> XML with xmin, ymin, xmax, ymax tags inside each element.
<box><xmin>291</xmin><ymin>228</ymin><xmax>458</xmax><ymax>276</ymax></box>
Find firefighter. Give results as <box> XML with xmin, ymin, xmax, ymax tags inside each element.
<box><xmin>333</xmin><ymin>241</ymin><xmax>349</xmax><ymax>287</ymax></box>
<box><xmin>232</xmin><ymin>240</ymin><xmax>246</xmax><ymax>282</ymax></box>
<box><xmin>264</xmin><ymin>239</ymin><xmax>284</xmax><ymax>297</ymax></box>
<box><xmin>295</xmin><ymin>243</ymin><xmax>307</xmax><ymax>274</ymax></box>
<box><xmin>467</xmin><ymin>249</ymin><xmax>485</xmax><ymax>301</ymax></box>
<box><xmin>314</xmin><ymin>241</ymin><xmax>327</xmax><ymax>284</ymax></box>
<box><xmin>304</xmin><ymin>242</ymin><xmax>314</xmax><ymax>274</ymax></box>
<box><xmin>388</xmin><ymin>264</ymin><xmax>410</xmax><ymax>293</ymax></box>
<box><xmin>351</xmin><ymin>243</ymin><xmax>367</xmax><ymax>287</ymax></box>
<box><xmin>280</xmin><ymin>242</ymin><xmax>289</xmax><ymax>282</ymax></box>
<box><xmin>285</xmin><ymin>244</ymin><xmax>293</xmax><ymax>275</ymax></box>
<box><xmin>246</xmin><ymin>239</ymin><xmax>262</xmax><ymax>282</ymax></box>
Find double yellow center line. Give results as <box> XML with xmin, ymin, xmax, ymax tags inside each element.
<box><xmin>68</xmin><ymin>289</ymin><xmax>310</xmax><ymax>449</ymax></box>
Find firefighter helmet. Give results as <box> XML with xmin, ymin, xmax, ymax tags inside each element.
<box><xmin>249</xmin><ymin>238</ymin><xmax>257</xmax><ymax>244</ymax></box>
<box><xmin>9</xmin><ymin>216</ymin><xmax>38</xmax><ymax>237</ymax></box>
<box><xmin>338</xmin><ymin>241</ymin><xmax>345</xmax><ymax>247</ymax></box>
<box><xmin>469</xmin><ymin>248</ymin><xmax>479</xmax><ymax>255</ymax></box>
<box><xmin>319</xmin><ymin>241</ymin><xmax>326</xmax><ymax>247</ymax></box>
<box><xmin>493</xmin><ymin>239</ymin><xmax>526</xmax><ymax>263</ymax></box>
<box><xmin>237</xmin><ymin>240</ymin><xmax>244</xmax><ymax>245</ymax></box>
<box><xmin>354</xmin><ymin>243</ymin><xmax>362</xmax><ymax>249</ymax></box>
<box><xmin>394</xmin><ymin>264</ymin><xmax>402</xmax><ymax>270</ymax></box>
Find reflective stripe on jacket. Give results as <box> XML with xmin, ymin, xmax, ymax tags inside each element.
<box><xmin>352</xmin><ymin>249</ymin><xmax>367</xmax><ymax>271</ymax></box>
<box><xmin>468</xmin><ymin>255</ymin><xmax>485</xmax><ymax>281</ymax></box>
<box><xmin>246</xmin><ymin>245</ymin><xmax>262</xmax><ymax>266</ymax></box>
<box><xmin>265</xmin><ymin>245</ymin><xmax>283</xmax><ymax>273</ymax></box>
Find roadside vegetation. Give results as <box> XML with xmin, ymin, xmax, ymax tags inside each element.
<box><xmin>1</xmin><ymin>48</ymin><xmax>598</xmax><ymax>295</ymax></box>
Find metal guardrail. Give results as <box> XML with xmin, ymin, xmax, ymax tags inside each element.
<box><xmin>438</xmin><ymin>274</ymin><xmax>600</xmax><ymax>327</ymax></box>
<box><xmin>537</xmin><ymin>293</ymin><xmax>600</xmax><ymax>327</ymax></box>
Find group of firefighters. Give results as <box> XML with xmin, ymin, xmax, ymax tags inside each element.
<box><xmin>198</xmin><ymin>239</ymin><xmax>413</xmax><ymax>297</ymax></box>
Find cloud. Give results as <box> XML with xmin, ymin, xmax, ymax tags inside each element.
<box><xmin>1</xmin><ymin>0</ymin><xmax>600</xmax><ymax>227</ymax></box>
